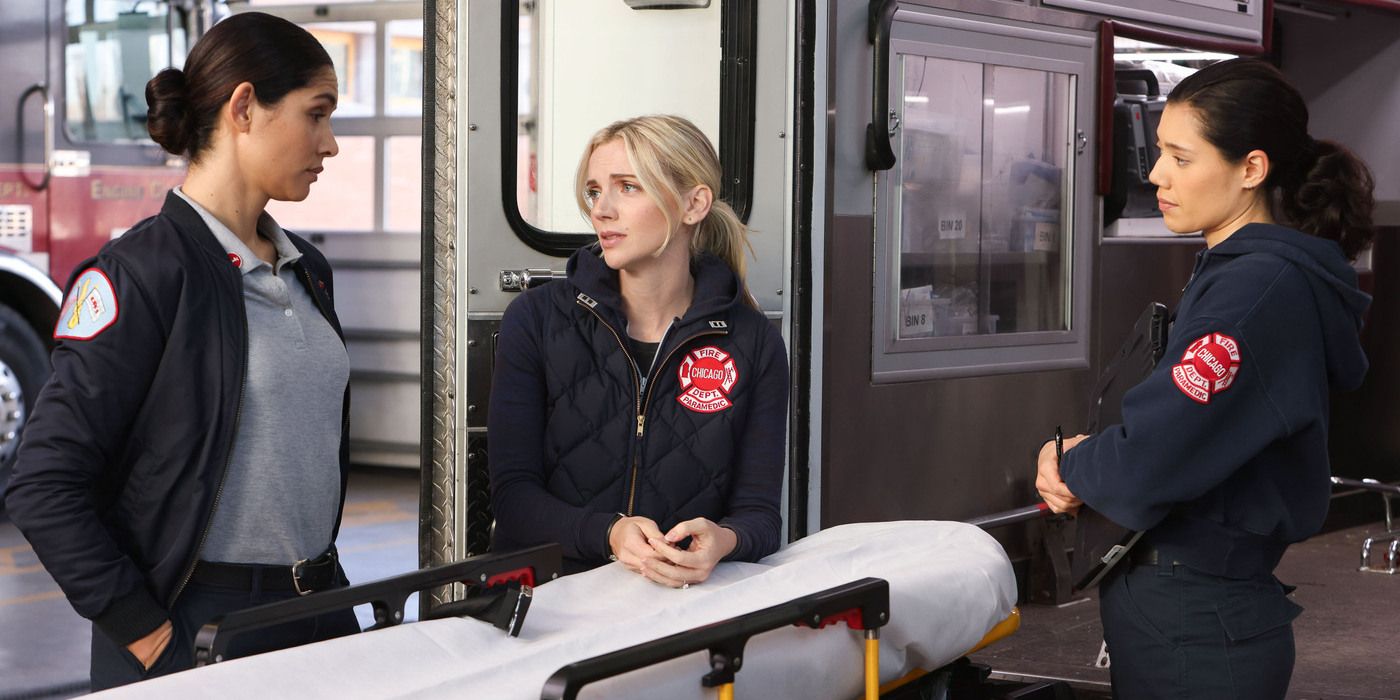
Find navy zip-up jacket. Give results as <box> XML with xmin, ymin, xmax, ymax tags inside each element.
<box><xmin>1061</xmin><ymin>224</ymin><xmax>1370</xmax><ymax>578</ymax></box>
<box><xmin>488</xmin><ymin>246</ymin><xmax>789</xmax><ymax>573</ymax></box>
<box><xmin>4</xmin><ymin>193</ymin><xmax>349</xmax><ymax>646</ymax></box>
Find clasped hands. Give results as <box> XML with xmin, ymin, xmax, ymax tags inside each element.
<box><xmin>608</xmin><ymin>515</ymin><xmax>736</xmax><ymax>588</ymax></box>
<box><xmin>1035</xmin><ymin>433</ymin><xmax>1090</xmax><ymax>515</ymax></box>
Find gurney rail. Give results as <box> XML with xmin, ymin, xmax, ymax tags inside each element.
<box><xmin>540</xmin><ymin>577</ymin><xmax>890</xmax><ymax>700</ymax></box>
<box><xmin>1330</xmin><ymin>476</ymin><xmax>1400</xmax><ymax>497</ymax></box>
<box><xmin>193</xmin><ymin>544</ymin><xmax>562</xmax><ymax>666</ymax></box>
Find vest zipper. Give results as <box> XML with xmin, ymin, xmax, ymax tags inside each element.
<box><xmin>629</xmin><ymin>329</ymin><xmax>728</xmax><ymax>514</ymax></box>
<box><xmin>576</xmin><ymin>301</ymin><xmax>644</xmax><ymax>514</ymax></box>
<box><xmin>575</xmin><ymin>298</ymin><xmax>728</xmax><ymax>515</ymax></box>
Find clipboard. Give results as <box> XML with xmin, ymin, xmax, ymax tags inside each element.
<box><xmin>1070</xmin><ymin>302</ymin><xmax>1169</xmax><ymax>592</ymax></box>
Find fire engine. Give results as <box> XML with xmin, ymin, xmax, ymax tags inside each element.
<box><xmin>0</xmin><ymin>0</ymin><xmax>424</xmax><ymax>504</ymax></box>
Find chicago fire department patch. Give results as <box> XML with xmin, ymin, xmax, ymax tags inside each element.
<box><xmin>1171</xmin><ymin>332</ymin><xmax>1241</xmax><ymax>404</ymax></box>
<box><xmin>677</xmin><ymin>346</ymin><xmax>739</xmax><ymax>414</ymax></box>
<box><xmin>54</xmin><ymin>268</ymin><xmax>119</xmax><ymax>341</ymax></box>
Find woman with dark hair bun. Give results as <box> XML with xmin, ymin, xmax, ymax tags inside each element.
<box><xmin>5</xmin><ymin>12</ymin><xmax>358</xmax><ymax>689</ymax></box>
<box><xmin>1035</xmin><ymin>58</ymin><xmax>1373</xmax><ymax>698</ymax></box>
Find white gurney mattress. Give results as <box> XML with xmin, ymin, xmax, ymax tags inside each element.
<box><xmin>99</xmin><ymin>521</ymin><xmax>1016</xmax><ymax>699</ymax></box>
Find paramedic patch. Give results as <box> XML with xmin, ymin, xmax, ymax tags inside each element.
<box><xmin>677</xmin><ymin>346</ymin><xmax>739</xmax><ymax>414</ymax></box>
<box><xmin>54</xmin><ymin>268</ymin><xmax>119</xmax><ymax>340</ymax></box>
<box><xmin>1171</xmin><ymin>332</ymin><xmax>1241</xmax><ymax>404</ymax></box>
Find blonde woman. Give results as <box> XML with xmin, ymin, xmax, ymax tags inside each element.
<box><xmin>489</xmin><ymin>115</ymin><xmax>789</xmax><ymax>587</ymax></box>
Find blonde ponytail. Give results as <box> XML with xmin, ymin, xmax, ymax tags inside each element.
<box><xmin>692</xmin><ymin>198</ymin><xmax>752</xmax><ymax>285</ymax></box>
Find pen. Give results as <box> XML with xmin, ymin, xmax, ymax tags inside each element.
<box><xmin>1055</xmin><ymin>425</ymin><xmax>1063</xmax><ymax>462</ymax></box>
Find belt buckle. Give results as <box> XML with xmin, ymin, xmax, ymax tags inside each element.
<box><xmin>291</xmin><ymin>557</ymin><xmax>314</xmax><ymax>596</ymax></box>
<box><xmin>291</xmin><ymin>548</ymin><xmax>337</xmax><ymax>596</ymax></box>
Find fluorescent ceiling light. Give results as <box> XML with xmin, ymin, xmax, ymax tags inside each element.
<box><xmin>1115</xmin><ymin>52</ymin><xmax>1237</xmax><ymax>61</ymax></box>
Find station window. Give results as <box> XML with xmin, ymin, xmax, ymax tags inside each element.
<box><xmin>309</xmin><ymin>22</ymin><xmax>377</xmax><ymax>118</ymax></box>
<box><xmin>257</xmin><ymin>3</ymin><xmax>423</xmax><ymax>235</ymax></box>
<box><xmin>63</xmin><ymin>0</ymin><xmax>187</xmax><ymax>144</ymax></box>
<box><xmin>506</xmin><ymin>0</ymin><xmax>754</xmax><ymax>256</ymax></box>
<box><xmin>386</xmin><ymin>20</ymin><xmax>425</xmax><ymax>117</ymax></box>
<box><xmin>872</xmin><ymin>10</ymin><xmax>1095</xmax><ymax>381</ymax></box>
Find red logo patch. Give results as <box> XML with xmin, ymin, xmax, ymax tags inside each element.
<box><xmin>1171</xmin><ymin>332</ymin><xmax>1241</xmax><ymax>404</ymax></box>
<box><xmin>677</xmin><ymin>346</ymin><xmax>739</xmax><ymax>413</ymax></box>
<box><xmin>228</xmin><ymin>252</ymin><xmax>242</xmax><ymax>268</ymax></box>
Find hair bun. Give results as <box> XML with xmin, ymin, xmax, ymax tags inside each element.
<box><xmin>145</xmin><ymin>68</ymin><xmax>193</xmax><ymax>155</ymax></box>
<box><xmin>1282</xmin><ymin>139</ymin><xmax>1375</xmax><ymax>259</ymax></box>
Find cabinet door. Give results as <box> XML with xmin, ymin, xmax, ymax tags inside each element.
<box><xmin>872</xmin><ymin>8</ymin><xmax>1096</xmax><ymax>382</ymax></box>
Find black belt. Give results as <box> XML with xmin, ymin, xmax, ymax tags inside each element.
<box><xmin>191</xmin><ymin>546</ymin><xmax>339</xmax><ymax>596</ymax></box>
<box><xmin>1128</xmin><ymin>546</ymin><xmax>1183</xmax><ymax>568</ymax></box>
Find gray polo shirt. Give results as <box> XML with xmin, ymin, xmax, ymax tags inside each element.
<box><xmin>174</xmin><ymin>188</ymin><xmax>349</xmax><ymax>565</ymax></box>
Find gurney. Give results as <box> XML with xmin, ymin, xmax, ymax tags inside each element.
<box><xmin>95</xmin><ymin>520</ymin><xmax>1018</xmax><ymax>699</ymax></box>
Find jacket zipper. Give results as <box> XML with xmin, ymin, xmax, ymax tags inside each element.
<box><xmin>168</xmin><ymin>277</ymin><xmax>249</xmax><ymax>608</ymax></box>
<box><xmin>168</xmin><ymin>264</ymin><xmax>344</xmax><ymax>607</ymax></box>
<box><xmin>1181</xmin><ymin>250</ymin><xmax>1209</xmax><ymax>293</ymax></box>
<box><xmin>298</xmin><ymin>265</ymin><xmax>352</xmax><ymax>537</ymax></box>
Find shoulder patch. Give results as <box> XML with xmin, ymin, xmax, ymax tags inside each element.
<box><xmin>54</xmin><ymin>268</ymin><xmax>120</xmax><ymax>340</ymax></box>
<box><xmin>677</xmin><ymin>345</ymin><xmax>739</xmax><ymax>414</ymax></box>
<box><xmin>1171</xmin><ymin>332</ymin><xmax>1241</xmax><ymax>404</ymax></box>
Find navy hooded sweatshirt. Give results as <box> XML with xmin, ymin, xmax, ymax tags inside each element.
<box><xmin>1060</xmin><ymin>224</ymin><xmax>1370</xmax><ymax>578</ymax></box>
<box><xmin>488</xmin><ymin>245</ymin><xmax>789</xmax><ymax>573</ymax></box>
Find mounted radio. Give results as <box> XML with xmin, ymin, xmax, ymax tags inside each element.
<box><xmin>1105</xmin><ymin>67</ymin><xmax>1169</xmax><ymax>224</ymax></box>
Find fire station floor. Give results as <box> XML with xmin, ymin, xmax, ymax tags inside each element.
<box><xmin>0</xmin><ymin>466</ymin><xmax>419</xmax><ymax>700</ymax></box>
<box><xmin>3</xmin><ymin>479</ymin><xmax>1397</xmax><ymax>699</ymax></box>
<box><xmin>969</xmin><ymin>523</ymin><xmax>1400</xmax><ymax>700</ymax></box>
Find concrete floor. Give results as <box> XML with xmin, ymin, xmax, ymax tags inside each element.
<box><xmin>0</xmin><ymin>467</ymin><xmax>418</xmax><ymax>699</ymax></box>
<box><xmin>970</xmin><ymin>523</ymin><xmax>1400</xmax><ymax>700</ymax></box>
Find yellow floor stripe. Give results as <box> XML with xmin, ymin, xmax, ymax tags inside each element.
<box><xmin>339</xmin><ymin>537</ymin><xmax>419</xmax><ymax>556</ymax></box>
<box><xmin>0</xmin><ymin>590</ymin><xmax>65</xmax><ymax>608</ymax></box>
<box><xmin>0</xmin><ymin>544</ymin><xmax>43</xmax><ymax>576</ymax></box>
<box><xmin>0</xmin><ymin>563</ymin><xmax>45</xmax><ymax>576</ymax></box>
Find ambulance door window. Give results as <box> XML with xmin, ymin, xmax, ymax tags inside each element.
<box><xmin>509</xmin><ymin>0</ymin><xmax>748</xmax><ymax>255</ymax></box>
<box><xmin>62</xmin><ymin>0</ymin><xmax>188</xmax><ymax>144</ymax></box>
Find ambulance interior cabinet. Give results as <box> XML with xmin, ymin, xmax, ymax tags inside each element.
<box><xmin>871</xmin><ymin>7</ymin><xmax>1095</xmax><ymax>382</ymax></box>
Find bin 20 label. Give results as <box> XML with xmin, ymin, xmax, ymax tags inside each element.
<box><xmin>938</xmin><ymin>215</ymin><xmax>965</xmax><ymax>240</ymax></box>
